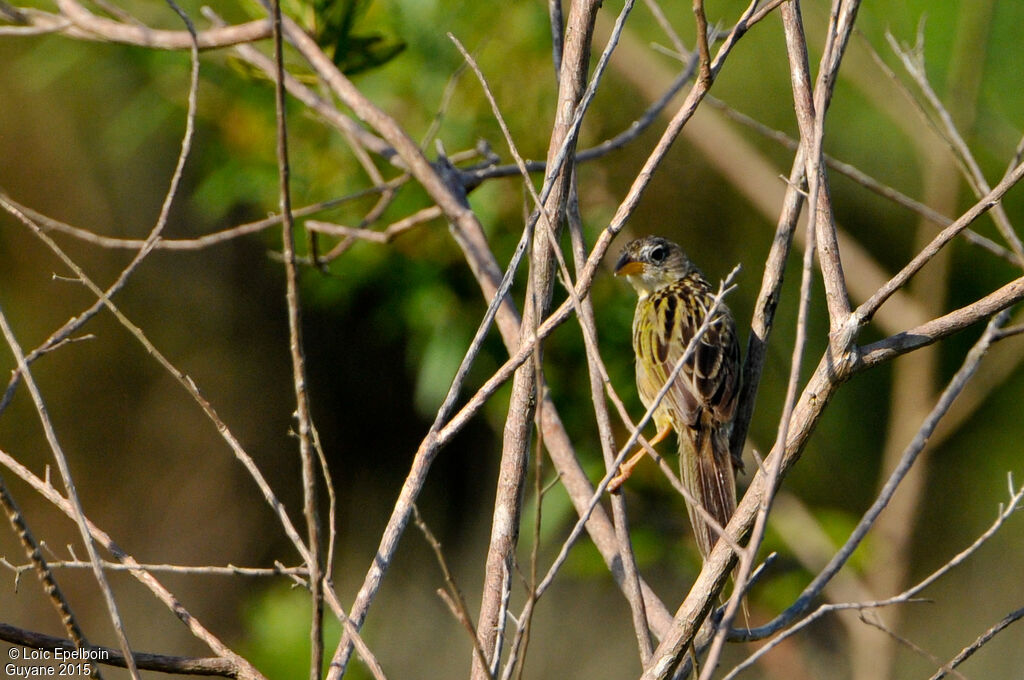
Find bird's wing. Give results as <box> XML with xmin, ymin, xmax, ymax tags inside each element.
<box><xmin>635</xmin><ymin>279</ymin><xmax>740</xmax><ymax>428</ymax></box>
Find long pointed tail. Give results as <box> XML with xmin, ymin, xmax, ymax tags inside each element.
<box><xmin>679</xmin><ymin>420</ymin><xmax>737</xmax><ymax>559</ymax></box>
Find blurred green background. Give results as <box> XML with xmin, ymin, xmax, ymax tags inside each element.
<box><xmin>1</xmin><ymin>1</ymin><xmax>1022</xmax><ymax>678</ymax></box>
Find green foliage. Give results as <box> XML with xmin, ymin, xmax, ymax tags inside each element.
<box><xmin>241</xmin><ymin>587</ymin><xmax>372</xmax><ymax>680</ymax></box>
<box><xmin>283</xmin><ymin>0</ymin><xmax>405</xmax><ymax>74</ymax></box>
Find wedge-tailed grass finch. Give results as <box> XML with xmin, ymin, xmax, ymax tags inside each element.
<box><xmin>611</xmin><ymin>236</ymin><xmax>742</xmax><ymax>558</ymax></box>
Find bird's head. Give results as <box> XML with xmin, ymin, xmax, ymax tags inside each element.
<box><xmin>614</xmin><ymin>236</ymin><xmax>695</xmax><ymax>297</ymax></box>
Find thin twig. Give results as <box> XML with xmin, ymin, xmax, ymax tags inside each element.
<box><xmin>470</xmin><ymin>0</ymin><xmax>599</xmax><ymax>660</ymax></box>
<box><xmin>412</xmin><ymin>505</ymin><xmax>493</xmax><ymax>678</ymax></box>
<box><xmin>692</xmin><ymin>0</ymin><xmax>711</xmax><ymax>84</ymax></box>
<box><xmin>705</xmin><ymin>96</ymin><xmax>1020</xmax><ymax>265</ymax></box>
<box><xmin>700</xmin><ymin>139</ymin><xmax>821</xmax><ymax>679</ymax></box>
<box><xmin>567</xmin><ymin>191</ymin><xmax>653</xmax><ymax>664</ymax></box>
<box><xmin>886</xmin><ymin>30</ymin><xmax>1024</xmax><ymax>268</ymax></box>
<box><xmin>782</xmin><ymin>0</ymin><xmax>856</xmax><ymax>341</ymax></box>
<box><xmin>0</xmin><ymin>198</ymin><xmax>315</xmax><ymax>585</ymax></box>
<box><xmin>38</xmin><ymin>0</ymin><xmax>272</xmax><ymax>48</ymax></box>
<box><xmin>857</xmin><ymin>160</ymin><xmax>1024</xmax><ymax>324</ymax></box>
<box><xmin>927</xmin><ymin>606</ymin><xmax>1024</xmax><ymax>680</ymax></box>
<box><xmin>0</xmin><ymin>557</ymin><xmax>308</xmax><ymax>577</ymax></box>
<box><xmin>858</xmin><ymin>614</ymin><xmax>969</xmax><ymax>680</ymax></box>
<box><xmin>269</xmin><ymin>2</ymin><xmax>323</xmax><ymax>674</ymax></box>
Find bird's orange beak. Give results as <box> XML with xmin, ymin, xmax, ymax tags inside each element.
<box><xmin>615</xmin><ymin>260</ymin><xmax>645</xmax><ymax>277</ymax></box>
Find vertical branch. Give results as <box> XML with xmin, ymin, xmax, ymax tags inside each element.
<box><xmin>780</xmin><ymin>0</ymin><xmax>856</xmax><ymax>340</ymax></box>
<box><xmin>692</xmin><ymin>0</ymin><xmax>711</xmax><ymax>84</ymax></box>
<box><xmin>270</xmin><ymin>1</ymin><xmax>322</xmax><ymax>676</ymax></box>
<box><xmin>548</xmin><ymin>0</ymin><xmax>564</xmax><ymax>78</ymax></box>
<box><xmin>701</xmin><ymin>172</ymin><xmax>820</xmax><ymax>679</ymax></box>
<box><xmin>568</xmin><ymin>186</ymin><xmax>652</xmax><ymax>663</ymax></box>
<box><xmin>471</xmin><ymin>2</ymin><xmax>601</xmax><ymax>676</ymax></box>
<box><xmin>730</xmin><ymin>148</ymin><xmax>806</xmax><ymax>459</ymax></box>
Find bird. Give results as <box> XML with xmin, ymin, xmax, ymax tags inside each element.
<box><xmin>610</xmin><ymin>235</ymin><xmax>742</xmax><ymax>559</ymax></box>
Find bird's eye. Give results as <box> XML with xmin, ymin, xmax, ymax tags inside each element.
<box><xmin>649</xmin><ymin>245</ymin><xmax>667</xmax><ymax>263</ymax></box>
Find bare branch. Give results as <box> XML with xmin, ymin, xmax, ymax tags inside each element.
<box><xmin>412</xmin><ymin>505</ymin><xmax>492</xmax><ymax>678</ymax></box>
<box><xmin>701</xmin><ymin>159</ymin><xmax>821</xmax><ymax>678</ymax></box>
<box><xmin>859</xmin><ymin>276</ymin><xmax>1024</xmax><ymax>368</ymax></box>
<box><xmin>1</xmin><ymin>557</ymin><xmax>308</xmax><ymax>578</ymax></box>
<box><xmin>927</xmin><ymin>606</ymin><xmax>1024</xmax><ymax>680</ymax></box>
<box><xmin>0</xmin><ymin>198</ymin><xmax>315</xmax><ymax>583</ymax></box>
<box><xmin>10</xmin><ymin>1</ymin><xmax>271</xmax><ymax>48</ymax></box>
<box><xmin>886</xmin><ymin>30</ymin><xmax>1024</xmax><ymax>268</ymax></box>
<box><xmin>268</xmin><ymin>1</ymin><xmax>323</xmax><ymax>675</ymax></box>
<box><xmin>781</xmin><ymin>0</ymin><xmax>856</xmax><ymax>336</ymax></box>
<box><xmin>857</xmin><ymin>160</ymin><xmax>1024</xmax><ymax>325</ymax></box>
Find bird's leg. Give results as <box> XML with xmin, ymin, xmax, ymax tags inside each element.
<box><xmin>608</xmin><ymin>423</ymin><xmax>672</xmax><ymax>492</ymax></box>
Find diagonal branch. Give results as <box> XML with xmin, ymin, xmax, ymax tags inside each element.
<box><xmin>730</xmin><ymin>310</ymin><xmax>1011</xmax><ymax>643</ymax></box>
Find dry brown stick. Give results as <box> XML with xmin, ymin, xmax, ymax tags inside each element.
<box><xmin>0</xmin><ymin>0</ymin><xmax>210</xmax><ymax>668</ymax></box>
<box><xmin>471</xmin><ymin>1</ymin><xmax>599</xmax><ymax>673</ymax></box>
<box><xmin>927</xmin><ymin>606</ymin><xmax>1024</xmax><ymax>680</ymax></box>
<box><xmin>782</xmin><ymin>0</ymin><xmax>856</xmax><ymax>340</ymax></box>
<box><xmin>1</xmin><ymin>199</ymin><xmax>315</xmax><ymax>588</ymax></box>
<box><xmin>268</xmin><ymin>1</ymin><xmax>323</xmax><ymax>676</ymax></box>
<box><xmin>0</xmin><ymin>185</ymin><xmax>399</xmax><ymax>423</ymax></box>
<box><xmin>0</xmin><ymin>187</ymin><xmax>397</xmax><ymax>252</ymax></box>
<box><xmin>1</xmin><ymin>557</ymin><xmax>307</xmax><ymax>577</ymax></box>
<box><xmin>859</xmin><ymin>276</ymin><xmax>1024</xmax><ymax>368</ymax></box>
<box><xmin>449</xmin><ymin>29</ymin><xmax>654</xmax><ymax>668</ymax></box>
<box><xmin>859</xmin><ymin>11</ymin><xmax>996</xmax><ymax>678</ymax></box>
<box><xmin>692</xmin><ymin>0</ymin><xmax>711</xmax><ymax>84</ymax></box>
<box><xmin>567</xmin><ymin>197</ymin><xmax>653</xmax><ymax>664</ymax></box>
<box><xmin>199</xmin><ymin>6</ymin><xmax>394</xmax><ymax>163</ymax></box>
<box><xmin>704</xmin><ymin>97</ymin><xmax>1019</xmax><ymax>265</ymax></box>
<box><xmin>856</xmin><ymin>160</ymin><xmax>1024</xmax><ymax>325</ymax></box>
<box><xmin>0</xmin><ymin>449</ymin><xmax>265</xmax><ymax>680</ymax></box>
<box><xmin>305</xmin><ymin>206</ymin><xmax>442</xmax><ymax>244</ymax></box>
<box><xmin>731</xmin><ymin>309</ymin><xmax>1012</xmax><ymax>646</ymax></box>
<box><xmin>17</xmin><ymin>1</ymin><xmax>271</xmax><ymax>48</ymax></box>
<box><xmin>731</xmin><ymin>148</ymin><xmax>806</xmax><ymax>460</ymax></box>
<box><xmin>411</xmin><ymin>505</ymin><xmax>492</xmax><ymax>678</ymax></box>
<box><xmin>858</xmin><ymin>615</ymin><xmax>969</xmax><ymax>680</ymax></box>
<box><xmin>643</xmin><ymin>0</ymin><xmax>688</xmax><ymax>58</ymax></box>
